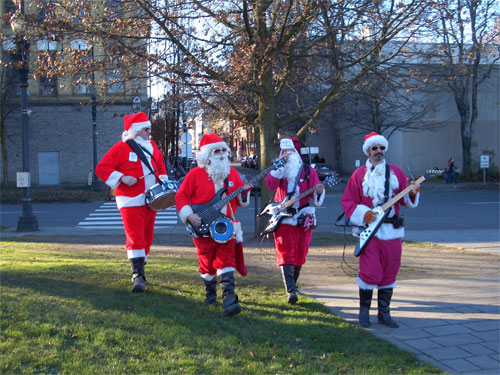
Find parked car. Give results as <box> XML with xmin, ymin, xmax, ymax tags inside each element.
<box><xmin>247</xmin><ymin>154</ymin><xmax>259</xmax><ymax>169</ymax></box>
<box><xmin>240</xmin><ymin>156</ymin><xmax>248</xmax><ymax>167</ymax></box>
<box><xmin>311</xmin><ymin>163</ymin><xmax>338</xmax><ymax>181</ymax></box>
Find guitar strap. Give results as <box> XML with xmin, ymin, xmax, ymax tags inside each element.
<box><xmin>287</xmin><ymin>164</ymin><xmax>303</xmax><ymax>200</ymax></box>
<box><xmin>383</xmin><ymin>163</ymin><xmax>390</xmax><ymax>204</ymax></box>
<box><xmin>126</xmin><ymin>140</ymin><xmax>162</xmax><ymax>184</ymax></box>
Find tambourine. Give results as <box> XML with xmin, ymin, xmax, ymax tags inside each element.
<box><xmin>209</xmin><ymin>217</ymin><xmax>235</xmax><ymax>243</ymax></box>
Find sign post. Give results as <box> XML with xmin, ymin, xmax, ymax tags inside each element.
<box><xmin>480</xmin><ymin>155</ymin><xmax>490</xmax><ymax>184</ymax></box>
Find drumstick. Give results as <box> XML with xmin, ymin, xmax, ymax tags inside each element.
<box><xmin>137</xmin><ymin>168</ymin><xmax>161</xmax><ymax>180</ymax></box>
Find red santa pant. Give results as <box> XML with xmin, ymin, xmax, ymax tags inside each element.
<box><xmin>120</xmin><ymin>205</ymin><xmax>157</xmax><ymax>256</ymax></box>
<box><xmin>273</xmin><ymin>224</ymin><xmax>313</xmax><ymax>267</ymax></box>
<box><xmin>193</xmin><ymin>237</ymin><xmax>236</xmax><ymax>275</ymax></box>
<box><xmin>358</xmin><ymin>237</ymin><xmax>402</xmax><ymax>287</ymax></box>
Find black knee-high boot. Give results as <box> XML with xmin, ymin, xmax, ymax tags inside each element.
<box><xmin>293</xmin><ymin>266</ymin><xmax>302</xmax><ymax>284</ymax></box>
<box><xmin>378</xmin><ymin>288</ymin><xmax>399</xmax><ymax>328</ymax></box>
<box><xmin>130</xmin><ymin>257</ymin><xmax>146</xmax><ymax>293</ymax></box>
<box><xmin>203</xmin><ymin>277</ymin><xmax>217</xmax><ymax>306</ymax></box>
<box><xmin>280</xmin><ymin>265</ymin><xmax>298</xmax><ymax>304</ymax></box>
<box><xmin>220</xmin><ymin>271</ymin><xmax>241</xmax><ymax>316</ymax></box>
<box><xmin>359</xmin><ymin>288</ymin><xmax>373</xmax><ymax>327</ymax></box>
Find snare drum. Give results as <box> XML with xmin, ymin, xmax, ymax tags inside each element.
<box><xmin>145</xmin><ymin>182</ymin><xmax>177</xmax><ymax>210</ymax></box>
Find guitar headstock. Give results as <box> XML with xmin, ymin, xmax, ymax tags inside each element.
<box><xmin>270</xmin><ymin>158</ymin><xmax>287</xmax><ymax>170</ymax></box>
<box><xmin>323</xmin><ymin>174</ymin><xmax>341</xmax><ymax>188</ymax></box>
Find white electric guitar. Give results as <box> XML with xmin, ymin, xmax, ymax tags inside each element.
<box><xmin>353</xmin><ymin>175</ymin><xmax>426</xmax><ymax>257</ymax></box>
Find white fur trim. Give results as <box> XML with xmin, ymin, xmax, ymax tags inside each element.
<box><xmin>378</xmin><ymin>282</ymin><xmax>397</xmax><ymax>289</ymax></box>
<box><xmin>270</xmin><ymin>168</ymin><xmax>285</xmax><ymax>179</ymax></box>
<box><xmin>233</xmin><ymin>221</ymin><xmax>243</xmax><ymax>243</ymax></box>
<box><xmin>314</xmin><ymin>188</ymin><xmax>325</xmax><ymax>206</ymax></box>
<box><xmin>404</xmin><ymin>192</ymin><xmax>420</xmax><ymax>208</ymax></box>
<box><xmin>375</xmin><ymin>223</ymin><xmax>404</xmax><ymax>240</ymax></box>
<box><xmin>106</xmin><ymin>170</ymin><xmax>123</xmax><ymax>189</ymax></box>
<box><xmin>282</xmin><ymin>205</ymin><xmax>315</xmax><ymax>226</ymax></box>
<box><xmin>350</xmin><ymin>204</ymin><xmax>371</xmax><ymax>226</ymax></box>
<box><xmin>196</xmin><ymin>141</ymin><xmax>229</xmax><ymax>168</ymax></box>
<box><xmin>363</xmin><ymin>134</ymin><xmax>388</xmax><ymax>156</ymax></box>
<box><xmin>178</xmin><ymin>205</ymin><xmax>194</xmax><ymax>224</ymax></box>
<box><xmin>217</xmin><ymin>267</ymin><xmax>236</xmax><ymax>275</ymax></box>
<box><xmin>127</xmin><ymin>249</ymin><xmax>146</xmax><ymax>259</ymax></box>
<box><xmin>238</xmin><ymin>191</ymin><xmax>251</xmax><ymax>207</ymax></box>
<box><xmin>115</xmin><ymin>194</ymin><xmax>147</xmax><ymax>209</ymax></box>
<box><xmin>280</xmin><ymin>138</ymin><xmax>295</xmax><ymax>149</ymax></box>
<box><xmin>200</xmin><ymin>273</ymin><xmax>216</xmax><ymax>281</ymax></box>
<box><xmin>121</xmin><ymin>121</ymin><xmax>151</xmax><ymax>142</ymax></box>
<box><xmin>357</xmin><ymin>276</ymin><xmax>377</xmax><ymax>290</ymax></box>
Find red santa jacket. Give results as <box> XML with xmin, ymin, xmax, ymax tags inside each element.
<box><xmin>175</xmin><ymin>167</ymin><xmax>250</xmax><ymax>225</ymax></box>
<box><xmin>264</xmin><ymin>165</ymin><xmax>325</xmax><ymax>226</ymax></box>
<box><xmin>341</xmin><ymin>161</ymin><xmax>419</xmax><ymax>240</ymax></box>
<box><xmin>96</xmin><ymin>139</ymin><xmax>166</xmax><ymax>208</ymax></box>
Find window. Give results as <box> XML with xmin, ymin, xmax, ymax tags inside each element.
<box><xmin>106</xmin><ymin>68</ymin><xmax>123</xmax><ymax>94</ymax></box>
<box><xmin>40</xmin><ymin>76</ymin><xmax>57</xmax><ymax>96</ymax></box>
<box><xmin>73</xmin><ymin>74</ymin><xmax>89</xmax><ymax>95</ymax></box>
<box><xmin>3</xmin><ymin>51</ymin><xmax>20</xmax><ymax>96</ymax></box>
<box><xmin>3</xmin><ymin>0</ymin><xmax>16</xmax><ymax>27</ymax></box>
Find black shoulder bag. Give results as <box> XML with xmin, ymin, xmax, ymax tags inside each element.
<box><xmin>126</xmin><ymin>140</ymin><xmax>162</xmax><ymax>184</ymax></box>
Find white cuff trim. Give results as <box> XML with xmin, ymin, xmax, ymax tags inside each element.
<box><xmin>127</xmin><ymin>249</ymin><xmax>146</xmax><ymax>259</ymax></box>
<box><xmin>378</xmin><ymin>282</ymin><xmax>397</xmax><ymax>289</ymax></box>
<box><xmin>217</xmin><ymin>267</ymin><xmax>236</xmax><ymax>276</ymax></box>
<box><xmin>107</xmin><ymin>171</ymin><xmax>123</xmax><ymax>189</ymax></box>
<box><xmin>350</xmin><ymin>205</ymin><xmax>371</xmax><ymax>226</ymax></box>
<box><xmin>404</xmin><ymin>192</ymin><xmax>420</xmax><ymax>208</ymax></box>
<box><xmin>314</xmin><ymin>188</ymin><xmax>325</xmax><ymax>206</ymax></box>
<box><xmin>178</xmin><ymin>205</ymin><xmax>194</xmax><ymax>224</ymax></box>
<box><xmin>270</xmin><ymin>168</ymin><xmax>284</xmax><ymax>179</ymax></box>
<box><xmin>238</xmin><ymin>191</ymin><xmax>251</xmax><ymax>207</ymax></box>
<box><xmin>357</xmin><ymin>276</ymin><xmax>377</xmax><ymax>290</ymax></box>
<box><xmin>200</xmin><ymin>273</ymin><xmax>216</xmax><ymax>281</ymax></box>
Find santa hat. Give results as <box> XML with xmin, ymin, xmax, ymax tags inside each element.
<box><xmin>280</xmin><ymin>137</ymin><xmax>301</xmax><ymax>158</ymax></box>
<box><xmin>362</xmin><ymin>132</ymin><xmax>388</xmax><ymax>156</ymax></box>
<box><xmin>196</xmin><ymin>133</ymin><xmax>230</xmax><ymax>168</ymax></box>
<box><xmin>121</xmin><ymin>112</ymin><xmax>151</xmax><ymax>142</ymax></box>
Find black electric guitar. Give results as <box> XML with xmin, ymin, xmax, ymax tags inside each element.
<box><xmin>258</xmin><ymin>174</ymin><xmax>341</xmax><ymax>235</ymax></box>
<box><xmin>188</xmin><ymin>158</ymin><xmax>287</xmax><ymax>236</ymax></box>
<box><xmin>353</xmin><ymin>171</ymin><xmax>443</xmax><ymax>257</ymax></box>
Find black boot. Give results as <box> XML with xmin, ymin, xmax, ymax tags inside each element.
<box><xmin>293</xmin><ymin>265</ymin><xmax>302</xmax><ymax>284</ymax></box>
<box><xmin>280</xmin><ymin>265</ymin><xmax>298</xmax><ymax>304</ymax></box>
<box><xmin>359</xmin><ymin>288</ymin><xmax>373</xmax><ymax>327</ymax></box>
<box><xmin>130</xmin><ymin>257</ymin><xmax>146</xmax><ymax>293</ymax></box>
<box><xmin>220</xmin><ymin>271</ymin><xmax>241</xmax><ymax>316</ymax></box>
<box><xmin>377</xmin><ymin>288</ymin><xmax>399</xmax><ymax>328</ymax></box>
<box><xmin>203</xmin><ymin>277</ymin><xmax>217</xmax><ymax>306</ymax></box>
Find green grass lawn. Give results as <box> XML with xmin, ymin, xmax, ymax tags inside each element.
<box><xmin>0</xmin><ymin>240</ymin><xmax>443</xmax><ymax>374</ymax></box>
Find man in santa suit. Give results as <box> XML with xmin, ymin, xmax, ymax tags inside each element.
<box><xmin>96</xmin><ymin>112</ymin><xmax>167</xmax><ymax>293</ymax></box>
<box><xmin>264</xmin><ymin>138</ymin><xmax>325</xmax><ymax>304</ymax></box>
<box><xmin>341</xmin><ymin>132</ymin><xmax>421</xmax><ymax>328</ymax></box>
<box><xmin>175</xmin><ymin>133</ymin><xmax>252</xmax><ymax>316</ymax></box>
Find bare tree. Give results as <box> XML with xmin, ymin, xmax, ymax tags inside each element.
<box><xmin>430</xmin><ymin>0</ymin><xmax>500</xmax><ymax>177</ymax></box>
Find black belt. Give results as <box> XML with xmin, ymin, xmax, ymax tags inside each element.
<box><xmin>383</xmin><ymin>216</ymin><xmax>397</xmax><ymax>224</ymax></box>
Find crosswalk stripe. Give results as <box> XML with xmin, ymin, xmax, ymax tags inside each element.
<box><xmin>77</xmin><ymin>202</ymin><xmax>178</xmax><ymax>229</ymax></box>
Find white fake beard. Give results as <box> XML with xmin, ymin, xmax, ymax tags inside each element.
<box><xmin>134</xmin><ymin>137</ymin><xmax>153</xmax><ymax>155</ymax></box>
<box><xmin>207</xmin><ymin>154</ymin><xmax>230</xmax><ymax>184</ymax></box>
<box><xmin>284</xmin><ymin>152</ymin><xmax>303</xmax><ymax>182</ymax></box>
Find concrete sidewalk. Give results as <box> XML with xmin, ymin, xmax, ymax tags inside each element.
<box><xmin>301</xmin><ymin>272</ymin><xmax>500</xmax><ymax>375</ymax></box>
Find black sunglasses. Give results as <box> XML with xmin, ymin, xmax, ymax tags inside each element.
<box><xmin>371</xmin><ymin>145</ymin><xmax>386</xmax><ymax>151</ymax></box>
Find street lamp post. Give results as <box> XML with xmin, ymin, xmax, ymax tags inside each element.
<box><xmin>90</xmin><ymin>45</ymin><xmax>99</xmax><ymax>190</ymax></box>
<box><xmin>11</xmin><ymin>6</ymin><xmax>39</xmax><ymax>232</ymax></box>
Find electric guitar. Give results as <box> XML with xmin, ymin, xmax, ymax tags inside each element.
<box><xmin>188</xmin><ymin>158</ymin><xmax>287</xmax><ymax>236</ymax></box>
<box><xmin>353</xmin><ymin>171</ymin><xmax>442</xmax><ymax>257</ymax></box>
<box><xmin>258</xmin><ymin>174</ymin><xmax>341</xmax><ymax>235</ymax></box>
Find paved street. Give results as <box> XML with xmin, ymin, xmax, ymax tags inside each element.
<box><xmin>1</xmin><ymin>173</ymin><xmax>499</xmax><ymax>375</ymax></box>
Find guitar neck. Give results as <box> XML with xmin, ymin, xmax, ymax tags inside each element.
<box><xmin>213</xmin><ymin>162</ymin><xmax>282</xmax><ymax>210</ymax></box>
<box><xmin>282</xmin><ymin>183</ymin><xmax>320</xmax><ymax>208</ymax></box>
<box><xmin>381</xmin><ymin>175</ymin><xmax>425</xmax><ymax>211</ymax></box>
